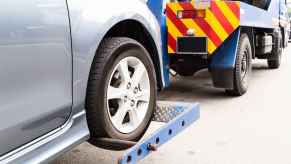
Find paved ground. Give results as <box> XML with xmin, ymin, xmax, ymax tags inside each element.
<box><xmin>53</xmin><ymin>45</ymin><xmax>291</xmax><ymax>164</ymax></box>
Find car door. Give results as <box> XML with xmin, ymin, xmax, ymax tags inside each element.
<box><xmin>0</xmin><ymin>0</ymin><xmax>72</xmax><ymax>155</ymax></box>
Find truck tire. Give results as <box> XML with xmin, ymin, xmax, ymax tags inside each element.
<box><xmin>86</xmin><ymin>37</ymin><xmax>156</xmax><ymax>150</ymax></box>
<box><xmin>268</xmin><ymin>31</ymin><xmax>282</xmax><ymax>69</ymax></box>
<box><xmin>226</xmin><ymin>33</ymin><xmax>252</xmax><ymax>96</ymax></box>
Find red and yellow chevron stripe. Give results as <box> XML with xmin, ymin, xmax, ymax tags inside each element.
<box><xmin>166</xmin><ymin>1</ymin><xmax>240</xmax><ymax>55</ymax></box>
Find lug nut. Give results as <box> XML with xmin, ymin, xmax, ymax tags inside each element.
<box><xmin>126</xmin><ymin>83</ymin><xmax>131</xmax><ymax>89</ymax></box>
<box><xmin>133</xmin><ymin>87</ymin><xmax>138</xmax><ymax>94</ymax></box>
<box><xmin>130</xmin><ymin>100</ymin><xmax>135</xmax><ymax>107</ymax></box>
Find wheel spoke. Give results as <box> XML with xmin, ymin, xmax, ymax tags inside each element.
<box><xmin>131</xmin><ymin>63</ymin><xmax>146</xmax><ymax>86</ymax></box>
<box><xmin>118</xmin><ymin>59</ymin><xmax>131</xmax><ymax>83</ymax></box>
<box><xmin>135</xmin><ymin>89</ymin><xmax>150</xmax><ymax>103</ymax></box>
<box><xmin>129</xmin><ymin>109</ymin><xmax>140</xmax><ymax>127</ymax></box>
<box><xmin>112</xmin><ymin>104</ymin><xmax>129</xmax><ymax>129</ymax></box>
<box><xmin>107</xmin><ymin>86</ymin><xmax>127</xmax><ymax>100</ymax></box>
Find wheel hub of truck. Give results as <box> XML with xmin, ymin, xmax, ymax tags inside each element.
<box><xmin>241</xmin><ymin>50</ymin><xmax>249</xmax><ymax>86</ymax></box>
<box><xmin>106</xmin><ymin>57</ymin><xmax>150</xmax><ymax>134</ymax></box>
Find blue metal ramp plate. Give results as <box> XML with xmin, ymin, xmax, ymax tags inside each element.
<box><xmin>118</xmin><ymin>101</ymin><xmax>200</xmax><ymax>164</ymax></box>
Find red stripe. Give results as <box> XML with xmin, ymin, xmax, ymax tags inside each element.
<box><xmin>194</xmin><ymin>18</ymin><xmax>221</xmax><ymax>46</ymax></box>
<box><xmin>179</xmin><ymin>2</ymin><xmax>195</xmax><ymax>10</ymax></box>
<box><xmin>166</xmin><ymin>5</ymin><xmax>188</xmax><ymax>35</ymax></box>
<box><xmin>168</xmin><ymin>33</ymin><xmax>177</xmax><ymax>52</ymax></box>
<box><xmin>226</xmin><ymin>2</ymin><xmax>240</xmax><ymax>19</ymax></box>
<box><xmin>211</xmin><ymin>1</ymin><xmax>234</xmax><ymax>34</ymax></box>
<box><xmin>179</xmin><ymin>3</ymin><xmax>196</xmax><ymax>12</ymax></box>
<box><xmin>180</xmin><ymin>3</ymin><xmax>222</xmax><ymax>47</ymax></box>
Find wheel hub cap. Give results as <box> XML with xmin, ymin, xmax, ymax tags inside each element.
<box><xmin>241</xmin><ymin>50</ymin><xmax>248</xmax><ymax>82</ymax></box>
<box><xmin>106</xmin><ymin>57</ymin><xmax>150</xmax><ymax>134</ymax></box>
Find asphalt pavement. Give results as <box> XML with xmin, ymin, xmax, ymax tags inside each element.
<box><xmin>53</xmin><ymin>44</ymin><xmax>291</xmax><ymax>164</ymax></box>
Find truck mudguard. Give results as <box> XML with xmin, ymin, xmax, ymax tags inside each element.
<box><xmin>210</xmin><ymin>28</ymin><xmax>241</xmax><ymax>89</ymax></box>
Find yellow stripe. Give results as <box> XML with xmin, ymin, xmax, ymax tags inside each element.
<box><xmin>182</xmin><ymin>19</ymin><xmax>204</xmax><ymax>36</ymax></box>
<box><xmin>216</xmin><ymin>1</ymin><xmax>239</xmax><ymax>29</ymax></box>
<box><xmin>166</xmin><ymin>17</ymin><xmax>182</xmax><ymax>38</ymax></box>
<box><xmin>169</xmin><ymin>3</ymin><xmax>183</xmax><ymax>13</ymax></box>
<box><xmin>205</xmin><ymin>10</ymin><xmax>228</xmax><ymax>41</ymax></box>
<box><xmin>208</xmin><ymin>40</ymin><xmax>216</xmax><ymax>54</ymax></box>
<box><xmin>168</xmin><ymin>46</ymin><xmax>174</xmax><ymax>54</ymax></box>
<box><xmin>182</xmin><ymin>19</ymin><xmax>216</xmax><ymax>54</ymax></box>
<box><xmin>167</xmin><ymin>3</ymin><xmax>217</xmax><ymax>54</ymax></box>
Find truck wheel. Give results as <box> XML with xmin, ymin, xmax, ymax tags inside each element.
<box><xmin>268</xmin><ymin>32</ymin><xmax>282</xmax><ymax>69</ymax></box>
<box><xmin>86</xmin><ymin>37</ymin><xmax>156</xmax><ymax>150</ymax></box>
<box><xmin>226</xmin><ymin>33</ymin><xmax>252</xmax><ymax>96</ymax></box>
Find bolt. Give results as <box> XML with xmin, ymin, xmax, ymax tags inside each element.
<box><xmin>147</xmin><ymin>144</ymin><xmax>157</xmax><ymax>151</ymax></box>
<box><xmin>124</xmin><ymin>96</ymin><xmax>128</xmax><ymax>102</ymax></box>
<box><xmin>133</xmin><ymin>87</ymin><xmax>138</xmax><ymax>94</ymax></box>
<box><xmin>130</xmin><ymin>100</ymin><xmax>135</xmax><ymax>107</ymax></box>
<box><xmin>138</xmin><ymin>84</ymin><xmax>142</xmax><ymax>92</ymax></box>
<box><xmin>126</xmin><ymin>82</ymin><xmax>131</xmax><ymax>89</ymax></box>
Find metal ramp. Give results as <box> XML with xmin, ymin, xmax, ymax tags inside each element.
<box><xmin>117</xmin><ymin>101</ymin><xmax>200</xmax><ymax>164</ymax></box>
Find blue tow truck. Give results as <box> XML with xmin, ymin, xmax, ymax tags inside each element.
<box><xmin>118</xmin><ymin>0</ymin><xmax>289</xmax><ymax>163</ymax></box>
<box><xmin>166</xmin><ymin>0</ymin><xmax>289</xmax><ymax>96</ymax></box>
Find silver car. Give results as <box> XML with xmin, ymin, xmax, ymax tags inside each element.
<box><xmin>0</xmin><ymin>0</ymin><xmax>167</xmax><ymax>163</ymax></box>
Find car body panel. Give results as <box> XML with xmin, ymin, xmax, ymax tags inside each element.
<box><xmin>67</xmin><ymin>0</ymin><xmax>166</xmax><ymax>114</ymax></box>
<box><xmin>0</xmin><ymin>111</ymin><xmax>89</xmax><ymax>164</ymax></box>
<box><xmin>0</xmin><ymin>0</ymin><xmax>72</xmax><ymax>156</ymax></box>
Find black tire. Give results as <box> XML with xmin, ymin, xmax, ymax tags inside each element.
<box><xmin>268</xmin><ymin>31</ymin><xmax>282</xmax><ymax>69</ymax></box>
<box><xmin>226</xmin><ymin>33</ymin><xmax>252</xmax><ymax>96</ymax></box>
<box><xmin>86</xmin><ymin>37</ymin><xmax>156</xmax><ymax>150</ymax></box>
<box><xmin>268</xmin><ymin>56</ymin><xmax>281</xmax><ymax>69</ymax></box>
